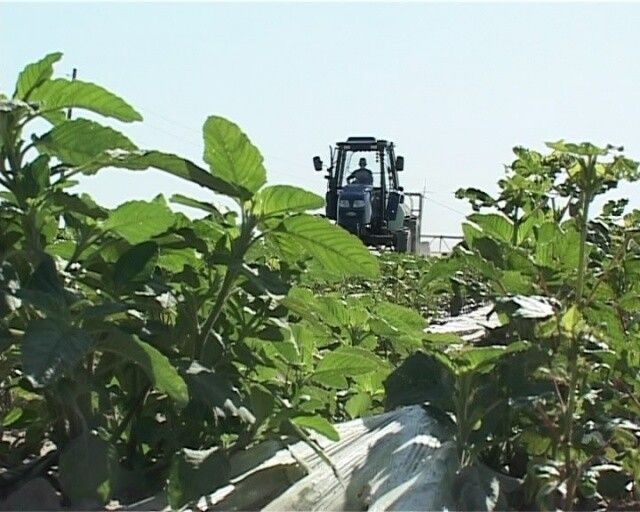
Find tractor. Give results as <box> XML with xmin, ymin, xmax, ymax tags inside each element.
<box><xmin>313</xmin><ymin>137</ymin><xmax>423</xmax><ymax>253</ymax></box>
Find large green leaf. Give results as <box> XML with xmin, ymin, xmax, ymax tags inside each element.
<box><xmin>203</xmin><ymin>116</ymin><xmax>266</xmax><ymax>195</ymax></box>
<box><xmin>19</xmin><ymin>154</ymin><xmax>50</xmax><ymax>199</ymax></box>
<box><xmin>30</xmin><ymin>78</ymin><xmax>142</xmax><ymax>122</ymax></box>
<box><xmin>545</xmin><ymin>140</ymin><xmax>607</xmax><ymax>156</ymax></box>
<box><xmin>14</xmin><ymin>52</ymin><xmax>62</xmax><ymax>100</ymax></box>
<box><xmin>345</xmin><ymin>393</ymin><xmax>372</xmax><ymax>419</ymax></box>
<box><xmin>97</xmin><ymin>329</ymin><xmax>188</xmax><ymax>407</ymax></box>
<box><xmin>472</xmin><ymin>236</ymin><xmax>505</xmax><ymax>272</ymax></box>
<box><xmin>373</xmin><ymin>301</ymin><xmax>426</xmax><ymax>334</ymax></box>
<box><xmin>517</xmin><ymin>210</ymin><xmax>546</xmax><ymax>244</ymax></box>
<box><xmin>369</xmin><ymin>302</ymin><xmax>425</xmax><ymax>353</ymax></box>
<box><xmin>455</xmin><ymin>187</ymin><xmax>496</xmax><ymax>208</ymax></box>
<box><xmin>51</xmin><ymin>191</ymin><xmax>108</xmax><ymax>219</ymax></box>
<box><xmin>535</xmin><ymin>221</ymin><xmax>562</xmax><ymax>245</ymax></box>
<box><xmin>157</xmin><ymin>248</ymin><xmax>202</xmax><ymax>273</ymax></box>
<box><xmin>1</xmin><ymin>407</ymin><xmax>23</xmax><ymax>427</ymax></box>
<box><xmin>113</xmin><ymin>241</ymin><xmax>158</xmax><ymax>285</ymax></box>
<box><xmin>179</xmin><ymin>361</ymin><xmax>254</xmax><ymax>423</ymax></box>
<box><xmin>313</xmin><ymin>346</ymin><xmax>388</xmax><ymax>388</ymax></box>
<box><xmin>271</xmin><ymin>214</ymin><xmax>379</xmax><ymax>278</ymax></box>
<box><xmin>81</xmin><ymin>150</ymin><xmax>247</xmax><ymax>198</ymax></box>
<box><xmin>422</xmin><ymin>257</ymin><xmax>464</xmax><ymax>283</ymax></box>
<box><xmin>167</xmin><ymin>447</ymin><xmax>230</xmax><ymax>509</ymax></box>
<box><xmin>280</xmin><ymin>293</ymin><xmax>351</xmax><ymax>331</ymax></box>
<box><xmin>534</xmin><ymin>221</ymin><xmax>562</xmax><ymax>266</ymax></box>
<box><xmin>58</xmin><ymin>432</ymin><xmax>110</xmax><ymax>506</ymax></box>
<box><xmin>462</xmin><ymin>222</ymin><xmax>483</xmax><ymax>247</ymax></box>
<box><xmin>22</xmin><ymin>319</ymin><xmax>94</xmax><ymax>387</ymax></box>
<box><xmin>292</xmin><ymin>414</ymin><xmax>339</xmax><ymax>441</ymax></box>
<box><xmin>384</xmin><ymin>352</ymin><xmax>455</xmax><ymax>411</ymax></box>
<box><xmin>103</xmin><ymin>198</ymin><xmax>175</xmax><ymax>243</ymax></box>
<box><xmin>500</xmin><ymin>270</ymin><xmax>533</xmax><ymax>294</ymax></box>
<box><xmin>553</xmin><ymin>222</ymin><xmax>584</xmax><ymax>270</ymax></box>
<box><xmin>281</xmin><ymin>287</ymin><xmax>327</xmax><ymax>330</ymax></box>
<box><xmin>468</xmin><ymin>213</ymin><xmax>514</xmax><ymax>243</ymax></box>
<box><xmin>170</xmin><ymin>193</ymin><xmax>224</xmax><ymax>218</ymax></box>
<box><xmin>254</xmin><ymin>185</ymin><xmax>324</xmax><ymax>218</ymax></box>
<box><xmin>35</xmin><ymin>119</ymin><xmax>136</xmax><ymax>166</ymax></box>
<box><xmin>452</xmin><ymin>342</ymin><xmax>528</xmax><ymax>374</ymax></box>
<box><xmin>452</xmin><ymin>346</ymin><xmax>508</xmax><ymax>373</ymax></box>
<box><xmin>19</xmin><ymin>256</ymin><xmax>67</xmax><ymax>316</ymax></box>
<box><xmin>240</xmin><ymin>263</ymin><xmax>291</xmax><ymax>296</ymax></box>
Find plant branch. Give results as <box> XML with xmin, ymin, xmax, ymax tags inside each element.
<box><xmin>111</xmin><ymin>385</ymin><xmax>149</xmax><ymax>443</ymax></box>
<box><xmin>198</xmin><ymin>211</ymin><xmax>256</xmax><ymax>360</ymax></box>
<box><xmin>563</xmin><ymin>157</ymin><xmax>595</xmax><ymax>511</ymax></box>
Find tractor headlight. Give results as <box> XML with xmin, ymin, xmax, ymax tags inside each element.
<box><xmin>352</xmin><ymin>199</ymin><xmax>366</xmax><ymax>208</ymax></box>
<box><xmin>338</xmin><ymin>199</ymin><xmax>350</xmax><ymax>208</ymax></box>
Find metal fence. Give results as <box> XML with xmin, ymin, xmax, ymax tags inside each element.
<box><xmin>419</xmin><ymin>234</ymin><xmax>464</xmax><ymax>255</ymax></box>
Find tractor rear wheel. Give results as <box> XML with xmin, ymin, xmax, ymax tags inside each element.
<box><xmin>395</xmin><ymin>229</ymin><xmax>411</xmax><ymax>253</ymax></box>
<box><xmin>405</xmin><ymin>218</ymin><xmax>418</xmax><ymax>253</ymax></box>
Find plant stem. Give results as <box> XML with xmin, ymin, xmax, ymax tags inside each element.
<box><xmin>575</xmin><ymin>191</ymin><xmax>591</xmax><ymax>302</ymax></box>
<box><xmin>563</xmin><ymin>162</ymin><xmax>594</xmax><ymax>510</ymax></box>
<box><xmin>198</xmin><ymin>212</ymin><xmax>255</xmax><ymax>360</ymax></box>
<box><xmin>111</xmin><ymin>386</ymin><xmax>149</xmax><ymax>443</ymax></box>
<box><xmin>512</xmin><ymin>203</ymin><xmax>520</xmax><ymax>246</ymax></box>
<box><xmin>198</xmin><ymin>264</ymin><xmax>240</xmax><ymax>359</ymax></box>
<box><xmin>456</xmin><ymin>373</ymin><xmax>472</xmax><ymax>467</ymax></box>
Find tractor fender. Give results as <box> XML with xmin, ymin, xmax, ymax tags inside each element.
<box><xmin>388</xmin><ymin>202</ymin><xmax>411</xmax><ymax>232</ymax></box>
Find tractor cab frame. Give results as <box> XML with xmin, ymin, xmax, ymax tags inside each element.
<box><xmin>314</xmin><ymin>137</ymin><xmax>420</xmax><ymax>252</ymax></box>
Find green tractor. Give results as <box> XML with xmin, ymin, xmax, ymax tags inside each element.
<box><xmin>313</xmin><ymin>137</ymin><xmax>423</xmax><ymax>253</ymax></box>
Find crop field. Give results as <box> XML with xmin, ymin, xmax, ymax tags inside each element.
<box><xmin>1</xmin><ymin>53</ymin><xmax>640</xmax><ymax>511</ymax></box>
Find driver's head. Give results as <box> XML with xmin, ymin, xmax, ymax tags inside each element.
<box><xmin>359</xmin><ymin>158</ymin><xmax>367</xmax><ymax>168</ymax></box>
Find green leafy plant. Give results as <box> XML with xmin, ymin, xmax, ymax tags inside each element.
<box><xmin>0</xmin><ymin>52</ymin><xmax>382</xmax><ymax>508</ymax></box>
<box><xmin>414</xmin><ymin>142</ymin><xmax>640</xmax><ymax>509</ymax></box>
<box><xmin>4</xmin><ymin>51</ymin><xmax>640</xmax><ymax>512</ymax></box>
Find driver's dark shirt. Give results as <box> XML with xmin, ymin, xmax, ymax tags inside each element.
<box><xmin>350</xmin><ymin>168</ymin><xmax>373</xmax><ymax>185</ymax></box>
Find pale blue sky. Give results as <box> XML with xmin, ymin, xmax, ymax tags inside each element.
<box><xmin>2</xmin><ymin>2</ymin><xmax>640</xmax><ymax>235</ymax></box>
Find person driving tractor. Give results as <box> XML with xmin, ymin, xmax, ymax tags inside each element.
<box><xmin>347</xmin><ymin>158</ymin><xmax>374</xmax><ymax>185</ymax></box>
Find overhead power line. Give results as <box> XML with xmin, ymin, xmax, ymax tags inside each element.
<box><xmin>423</xmin><ymin>193</ymin><xmax>468</xmax><ymax>217</ymax></box>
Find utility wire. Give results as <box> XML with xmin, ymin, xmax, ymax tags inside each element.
<box><xmin>139</xmin><ymin>105</ymin><xmax>313</xmax><ymax>173</ymax></box>
<box><xmin>139</xmin><ymin>111</ymin><xmax>305</xmax><ymax>182</ymax></box>
<box><xmin>424</xmin><ymin>193</ymin><xmax>469</xmax><ymax>217</ymax></box>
